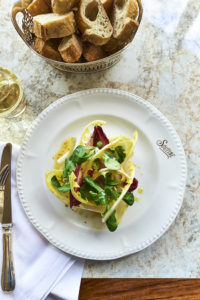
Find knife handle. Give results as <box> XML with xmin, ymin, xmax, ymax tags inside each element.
<box><xmin>1</xmin><ymin>224</ymin><xmax>15</xmax><ymax>291</ymax></box>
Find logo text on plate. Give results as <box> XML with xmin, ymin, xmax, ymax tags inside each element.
<box><xmin>156</xmin><ymin>140</ymin><xmax>175</xmax><ymax>159</ymax></box>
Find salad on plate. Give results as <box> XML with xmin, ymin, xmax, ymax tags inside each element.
<box><xmin>45</xmin><ymin>120</ymin><xmax>139</xmax><ymax>232</ymax></box>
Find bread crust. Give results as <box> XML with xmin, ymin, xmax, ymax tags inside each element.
<box><xmin>103</xmin><ymin>37</ymin><xmax>124</xmax><ymax>53</ymax></box>
<box><xmin>33</xmin><ymin>12</ymin><xmax>76</xmax><ymax>40</ymax></box>
<box><xmin>77</xmin><ymin>0</ymin><xmax>113</xmax><ymax>46</ymax></box>
<box><xmin>51</xmin><ymin>0</ymin><xmax>78</xmax><ymax>14</ymax></box>
<box><xmin>58</xmin><ymin>34</ymin><xmax>82</xmax><ymax>62</ymax></box>
<box><xmin>101</xmin><ymin>0</ymin><xmax>113</xmax><ymax>14</ymax></box>
<box><xmin>114</xmin><ymin>19</ymin><xmax>138</xmax><ymax>42</ymax></box>
<box><xmin>27</xmin><ymin>0</ymin><xmax>51</xmax><ymax>16</ymax></box>
<box><xmin>83</xmin><ymin>42</ymin><xmax>105</xmax><ymax>61</ymax></box>
<box><xmin>112</xmin><ymin>0</ymin><xmax>139</xmax><ymax>42</ymax></box>
<box><xmin>33</xmin><ymin>37</ymin><xmax>63</xmax><ymax>61</ymax></box>
<box><xmin>21</xmin><ymin>0</ymin><xmax>32</xmax><ymax>8</ymax></box>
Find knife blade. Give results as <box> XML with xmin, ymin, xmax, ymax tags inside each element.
<box><xmin>1</xmin><ymin>143</ymin><xmax>12</xmax><ymax>224</ymax></box>
<box><xmin>0</xmin><ymin>165</ymin><xmax>10</xmax><ymax>223</ymax></box>
<box><xmin>0</xmin><ymin>143</ymin><xmax>15</xmax><ymax>291</ymax></box>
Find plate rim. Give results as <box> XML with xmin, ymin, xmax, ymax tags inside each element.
<box><xmin>16</xmin><ymin>88</ymin><xmax>187</xmax><ymax>260</ymax></box>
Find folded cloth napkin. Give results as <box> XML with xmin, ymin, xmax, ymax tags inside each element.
<box><xmin>0</xmin><ymin>143</ymin><xmax>84</xmax><ymax>300</ymax></box>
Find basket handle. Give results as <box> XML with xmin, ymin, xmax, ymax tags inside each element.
<box><xmin>11</xmin><ymin>1</ymin><xmax>26</xmax><ymax>41</ymax></box>
<box><xmin>137</xmin><ymin>0</ymin><xmax>143</xmax><ymax>24</ymax></box>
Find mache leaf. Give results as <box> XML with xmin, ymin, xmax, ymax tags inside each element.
<box><xmin>105</xmin><ymin>173</ymin><xmax>121</xmax><ymax>186</ymax></box>
<box><xmin>115</xmin><ymin>146</ymin><xmax>126</xmax><ymax>163</ymax></box>
<box><xmin>51</xmin><ymin>176</ymin><xmax>61</xmax><ymax>188</ymax></box>
<box><xmin>123</xmin><ymin>192</ymin><xmax>134</xmax><ymax>206</ymax></box>
<box><xmin>106</xmin><ymin>210</ymin><xmax>118</xmax><ymax>232</ymax></box>
<box><xmin>105</xmin><ymin>186</ymin><xmax>118</xmax><ymax>200</ymax></box>
<box><xmin>58</xmin><ymin>183</ymin><xmax>71</xmax><ymax>193</ymax></box>
<box><xmin>103</xmin><ymin>154</ymin><xmax>120</xmax><ymax>170</ymax></box>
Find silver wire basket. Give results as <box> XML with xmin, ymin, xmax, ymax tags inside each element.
<box><xmin>11</xmin><ymin>0</ymin><xmax>143</xmax><ymax>73</ymax></box>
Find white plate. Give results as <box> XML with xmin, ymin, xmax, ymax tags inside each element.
<box><xmin>17</xmin><ymin>89</ymin><xmax>187</xmax><ymax>260</ymax></box>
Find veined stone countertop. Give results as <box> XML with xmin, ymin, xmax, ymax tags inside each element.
<box><xmin>0</xmin><ymin>0</ymin><xmax>200</xmax><ymax>277</ymax></box>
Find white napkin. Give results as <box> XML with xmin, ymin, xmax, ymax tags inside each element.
<box><xmin>0</xmin><ymin>143</ymin><xmax>84</xmax><ymax>300</ymax></box>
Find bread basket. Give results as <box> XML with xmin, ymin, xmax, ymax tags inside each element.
<box><xmin>11</xmin><ymin>0</ymin><xmax>143</xmax><ymax>73</ymax></box>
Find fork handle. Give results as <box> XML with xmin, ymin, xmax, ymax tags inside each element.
<box><xmin>1</xmin><ymin>225</ymin><xmax>15</xmax><ymax>291</ymax></box>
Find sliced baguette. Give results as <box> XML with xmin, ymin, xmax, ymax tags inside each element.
<box><xmin>77</xmin><ymin>0</ymin><xmax>113</xmax><ymax>46</ymax></box>
<box><xmin>33</xmin><ymin>37</ymin><xmax>63</xmax><ymax>61</ymax></box>
<box><xmin>58</xmin><ymin>34</ymin><xmax>82</xmax><ymax>63</ymax></box>
<box><xmin>51</xmin><ymin>0</ymin><xmax>78</xmax><ymax>14</ymax></box>
<box><xmin>27</xmin><ymin>0</ymin><xmax>51</xmax><ymax>16</ymax></box>
<box><xmin>101</xmin><ymin>0</ymin><xmax>113</xmax><ymax>14</ymax></box>
<box><xmin>112</xmin><ymin>0</ymin><xmax>139</xmax><ymax>42</ymax></box>
<box><xmin>83</xmin><ymin>42</ymin><xmax>105</xmax><ymax>61</ymax></box>
<box><xmin>21</xmin><ymin>0</ymin><xmax>32</xmax><ymax>8</ymax></box>
<box><xmin>33</xmin><ymin>12</ymin><xmax>76</xmax><ymax>41</ymax></box>
<box><xmin>103</xmin><ymin>37</ymin><xmax>124</xmax><ymax>53</ymax></box>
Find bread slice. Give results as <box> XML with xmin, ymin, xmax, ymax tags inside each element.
<box><xmin>51</xmin><ymin>0</ymin><xmax>78</xmax><ymax>14</ymax></box>
<box><xmin>83</xmin><ymin>42</ymin><xmax>105</xmax><ymax>61</ymax></box>
<box><xmin>58</xmin><ymin>34</ymin><xmax>82</xmax><ymax>63</ymax></box>
<box><xmin>77</xmin><ymin>0</ymin><xmax>113</xmax><ymax>46</ymax></box>
<box><xmin>103</xmin><ymin>37</ymin><xmax>125</xmax><ymax>53</ymax></box>
<box><xmin>33</xmin><ymin>37</ymin><xmax>63</xmax><ymax>61</ymax></box>
<box><xmin>33</xmin><ymin>12</ymin><xmax>76</xmax><ymax>41</ymax></box>
<box><xmin>112</xmin><ymin>0</ymin><xmax>139</xmax><ymax>42</ymax></box>
<box><xmin>27</xmin><ymin>0</ymin><xmax>51</xmax><ymax>16</ymax></box>
<box><xmin>101</xmin><ymin>0</ymin><xmax>113</xmax><ymax>14</ymax></box>
<box><xmin>21</xmin><ymin>0</ymin><xmax>32</xmax><ymax>8</ymax></box>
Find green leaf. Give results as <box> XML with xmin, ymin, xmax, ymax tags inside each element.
<box><xmin>104</xmin><ymin>154</ymin><xmax>120</xmax><ymax>170</ymax></box>
<box><xmin>115</xmin><ymin>146</ymin><xmax>126</xmax><ymax>163</ymax></box>
<box><xmin>70</xmin><ymin>145</ymin><xmax>86</xmax><ymax>164</ymax></box>
<box><xmin>84</xmin><ymin>177</ymin><xmax>108</xmax><ymax>205</ymax></box>
<box><xmin>102</xmin><ymin>204</ymin><xmax>111</xmax><ymax>217</ymax></box>
<box><xmin>63</xmin><ymin>158</ymin><xmax>76</xmax><ymax>180</ymax></box>
<box><xmin>65</xmin><ymin>158</ymin><xmax>76</xmax><ymax>171</ymax></box>
<box><xmin>105</xmin><ymin>186</ymin><xmax>118</xmax><ymax>200</ymax></box>
<box><xmin>97</xmin><ymin>191</ymin><xmax>108</xmax><ymax>205</ymax></box>
<box><xmin>70</xmin><ymin>145</ymin><xmax>97</xmax><ymax>165</ymax></box>
<box><xmin>105</xmin><ymin>173</ymin><xmax>121</xmax><ymax>186</ymax></box>
<box><xmin>97</xmin><ymin>141</ymin><xmax>103</xmax><ymax>148</ymax></box>
<box><xmin>58</xmin><ymin>183</ymin><xmax>71</xmax><ymax>193</ymax></box>
<box><xmin>89</xmin><ymin>191</ymin><xmax>98</xmax><ymax>200</ymax></box>
<box><xmin>93</xmin><ymin>158</ymin><xmax>100</xmax><ymax>170</ymax></box>
<box><xmin>84</xmin><ymin>177</ymin><xmax>102</xmax><ymax>193</ymax></box>
<box><xmin>80</xmin><ymin>177</ymin><xmax>108</xmax><ymax>205</ymax></box>
<box><xmin>51</xmin><ymin>176</ymin><xmax>61</xmax><ymax>188</ymax></box>
<box><xmin>105</xmin><ymin>147</ymin><xmax>126</xmax><ymax>163</ymax></box>
<box><xmin>80</xmin><ymin>183</ymin><xmax>90</xmax><ymax>200</ymax></box>
<box><xmin>79</xmin><ymin>182</ymin><xmax>100</xmax><ymax>202</ymax></box>
<box><xmin>89</xmin><ymin>190</ymin><xmax>108</xmax><ymax>206</ymax></box>
<box><xmin>123</xmin><ymin>192</ymin><xmax>134</xmax><ymax>206</ymax></box>
<box><xmin>106</xmin><ymin>210</ymin><xmax>118</xmax><ymax>232</ymax></box>
<box><xmin>105</xmin><ymin>149</ymin><xmax>113</xmax><ymax>158</ymax></box>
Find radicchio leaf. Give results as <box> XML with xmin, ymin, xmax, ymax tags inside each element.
<box><xmin>70</xmin><ymin>191</ymin><xmax>80</xmax><ymax>208</ymax></box>
<box><xmin>128</xmin><ymin>178</ymin><xmax>138</xmax><ymax>192</ymax></box>
<box><xmin>91</xmin><ymin>126</ymin><xmax>109</xmax><ymax>148</ymax></box>
<box><xmin>74</xmin><ymin>165</ymin><xmax>83</xmax><ymax>192</ymax></box>
<box><xmin>96</xmin><ymin>177</ymin><xmax>104</xmax><ymax>189</ymax></box>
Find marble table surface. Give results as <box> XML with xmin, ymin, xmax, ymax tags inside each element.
<box><xmin>0</xmin><ymin>0</ymin><xmax>200</xmax><ymax>278</ymax></box>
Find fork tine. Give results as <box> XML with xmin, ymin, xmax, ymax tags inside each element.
<box><xmin>0</xmin><ymin>165</ymin><xmax>9</xmax><ymax>186</ymax></box>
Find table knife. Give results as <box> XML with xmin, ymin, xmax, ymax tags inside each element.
<box><xmin>0</xmin><ymin>165</ymin><xmax>9</xmax><ymax>225</ymax></box>
<box><xmin>0</xmin><ymin>143</ymin><xmax>15</xmax><ymax>291</ymax></box>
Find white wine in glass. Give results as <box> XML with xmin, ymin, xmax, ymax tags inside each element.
<box><xmin>0</xmin><ymin>67</ymin><xmax>26</xmax><ymax>118</ymax></box>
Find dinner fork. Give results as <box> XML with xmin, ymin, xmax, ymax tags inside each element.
<box><xmin>0</xmin><ymin>165</ymin><xmax>9</xmax><ymax>220</ymax></box>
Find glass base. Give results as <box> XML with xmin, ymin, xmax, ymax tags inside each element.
<box><xmin>0</xmin><ymin>96</ymin><xmax>26</xmax><ymax>118</ymax></box>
